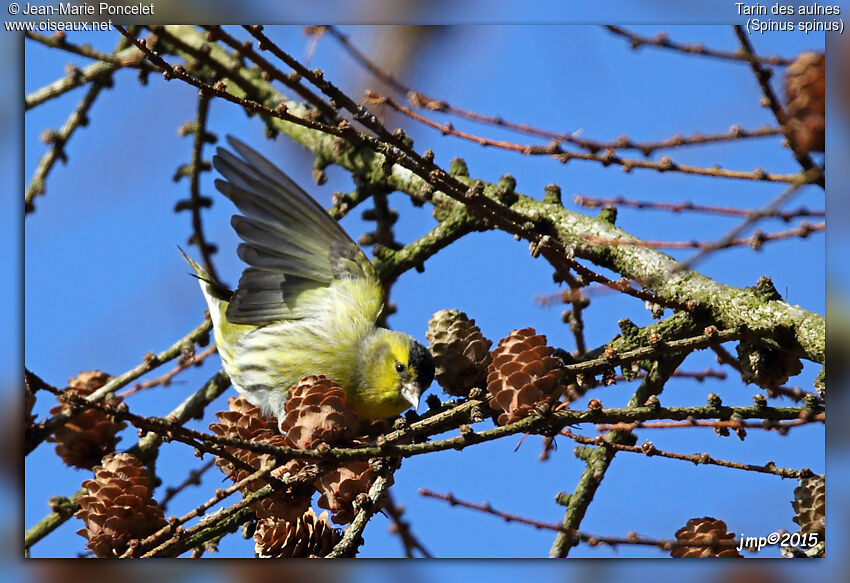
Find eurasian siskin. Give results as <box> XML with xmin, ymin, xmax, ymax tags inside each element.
<box><xmin>183</xmin><ymin>137</ymin><xmax>434</xmax><ymax>422</ymax></box>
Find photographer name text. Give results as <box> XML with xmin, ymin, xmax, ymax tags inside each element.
<box><xmin>19</xmin><ymin>2</ymin><xmax>154</xmax><ymax>15</ymax></box>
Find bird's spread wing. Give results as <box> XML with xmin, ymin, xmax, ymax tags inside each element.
<box><xmin>213</xmin><ymin>136</ymin><xmax>381</xmax><ymax>326</ymax></box>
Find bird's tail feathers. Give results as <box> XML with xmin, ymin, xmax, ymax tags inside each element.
<box><xmin>177</xmin><ymin>246</ymin><xmax>232</xmax><ymax>319</ymax></box>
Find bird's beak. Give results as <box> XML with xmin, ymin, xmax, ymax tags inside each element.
<box><xmin>401</xmin><ymin>382</ymin><xmax>421</xmax><ymax>411</ymax></box>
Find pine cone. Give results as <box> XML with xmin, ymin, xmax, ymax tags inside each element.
<box><xmin>736</xmin><ymin>340</ymin><xmax>803</xmax><ymax>390</ymax></box>
<box><xmin>671</xmin><ymin>517</ymin><xmax>741</xmax><ymax>558</ymax></box>
<box><xmin>209</xmin><ymin>397</ymin><xmax>284</xmax><ymax>488</ymax></box>
<box><xmin>792</xmin><ymin>475</ymin><xmax>825</xmax><ymax>536</ymax></box>
<box><xmin>254</xmin><ymin>508</ymin><xmax>341</xmax><ymax>558</ymax></box>
<box><xmin>209</xmin><ymin>397</ymin><xmax>311</xmax><ymax>522</ymax></box>
<box><xmin>426</xmin><ymin>309</ymin><xmax>493</xmax><ymax>396</ymax></box>
<box><xmin>784</xmin><ymin>51</ymin><xmax>825</xmax><ymax>154</ymax></box>
<box><xmin>486</xmin><ymin>328</ymin><xmax>563</xmax><ymax>425</ymax></box>
<box><xmin>47</xmin><ymin>371</ymin><xmax>126</xmax><ymax>470</ymax></box>
<box><xmin>278</xmin><ymin>375</ymin><xmax>358</xmax><ymax>449</ymax></box>
<box><xmin>75</xmin><ymin>452</ymin><xmax>166</xmax><ymax>557</ymax></box>
<box><xmin>316</xmin><ymin>461</ymin><xmax>375</xmax><ymax>525</ymax></box>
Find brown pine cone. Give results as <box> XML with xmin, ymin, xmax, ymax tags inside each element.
<box><xmin>486</xmin><ymin>328</ymin><xmax>563</xmax><ymax>425</ymax></box>
<box><xmin>47</xmin><ymin>371</ymin><xmax>126</xmax><ymax>470</ymax></box>
<box><xmin>671</xmin><ymin>517</ymin><xmax>741</xmax><ymax>558</ymax></box>
<box><xmin>784</xmin><ymin>51</ymin><xmax>825</xmax><ymax>154</ymax></box>
<box><xmin>254</xmin><ymin>508</ymin><xmax>341</xmax><ymax>558</ymax></box>
<box><xmin>792</xmin><ymin>475</ymin><xmax>825</xmax><ymax>537</ymax></box>
<box><xmin>278</xmin><ymin>375</ymin><xmax>358</xmax><ymax>449</ymax></box>
<box><xmin>75</xmin><ymin>452</ymin><xmax>166</xmax><ymax>557</ymax></box>
<box><xmin>426</xmin><ymin>309</ymin><xmax>493</xmax><ymax>396</ymax></box>
<box><xmin>209</xmin><ymin>397</ymin><xmax>311</xmax><ymax>522</ymax></box>
<box><xmin>209</xmin><ymin>397</ymin><xmax>285</xmax><ymax>488</ymax></box>
<box><xmin>316</xmin><ymin>461</ymin><xmax>375</xmax><ymax>525</ymax></box>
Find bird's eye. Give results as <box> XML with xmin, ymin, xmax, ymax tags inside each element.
<box><xmin>395</xmin><ymin>362</ymin><xmax>406</xmax><ymax>373</ymax></box>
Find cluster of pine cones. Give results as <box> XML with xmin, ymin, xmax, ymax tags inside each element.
<box><xmin>57</xmin><ymin>303</ymin><xmax>826</xmax><ymax>558</ymax></box>
<box><xmin>63</xmin><ymin>309</ymin><xmax>575</xmax><ymax>558</ymax></box>
<box><xmin>32</xmin><ymin>371</ymin><xmax>167</xmax><ymax>558</ymax></box>
<box><xmin>427</xmin><ymin>309</ymin><xmax>567</xmax><ymax>425</ymax></box>
<box><xmin>209</xmin><ymin>376</ymin><xmax>379</xmax><ymax>558</ymax></box>
<box><xmin>46</xmin><ymin>370</ymin><xmax>371</xmax><ymax>557</ymax></box>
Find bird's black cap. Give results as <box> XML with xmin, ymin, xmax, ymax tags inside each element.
<box><xmin>410</xmin><ymin>341</ymin><xmax>435</xmax><ymax>390</ymax></box>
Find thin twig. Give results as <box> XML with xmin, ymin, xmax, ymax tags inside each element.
<box><xmin>324</xmin><ymin>26</ymin><xmax>782</xmax><ymax>156</ymax></box>
<box><xmin>537</xmin><ymin>242</ymin><xmax>692</xmax><ymax>313</ymax></box>
<box><xmin>146</xmin><ymin>25</ymin><xmax>273</xmax><ymax>111</ymax></box>
<box><xmin>732</xmin><ymin>26</ymin><xmax>823</xmax><ymax>188</ymax></box>
<box><xmin>605</xmin><ymin>25</ymin><xmax>794</xmax><ymax>66</ymax></box>
<box><xmin>765</xmin><ymin>385</ymin><xmax>820</xmax><ymax>403</ymax></box>
<box><xmin>24</xmin><ymin>29</ymin><xmax>154</xmax><ymax>69</ymax></box>
<box><xmin>419</xmin><ymin>489</ymin><xmax>740</xmax><ymax>554</ymax></box>
<box><xmin>180</xmin><ymin>95</ymin><xmax>220</xmax><ymax>282</ymax></box>
<box><xmin>120</xmin><ymin>345</ymin><xmax>218</xmax><ymax>398</ymax></box>
<box><xmin>327</xmin><ymin>458</ymin><xmax>400</xmax><ymax>557</ymax></box>
<box><xmin>24</xmin><ymin>37</ymin><xmax>147</xmax><ymax>110</ymax></box>
<box><xmin>595</xmin><ymin>414</ymin><xmax>824</xmax><ymax>433</ymax></box>
<box><xmin>670</xmin><ymin>367</ymin><xmax>728</xmax><ymax>381</ymax></box>
<box><xmin>573</xmin><ymin>194</ymin><xmax>823</xmax><ymax>221</ymax></box>
<box><xmin>25</xmin><ymin>318</ymin><xmax>212</xmax><ymax>453</ymax></box>
<box><xmin>199</xmin><ymin>25</ymin><xmax>339</xmax><ymax>122</ymax></box>
<box><xmin>25</xmin><ymin>28</ymin><xmax>141</xmax><ymax>212</ymax></box>
<box><xmin>367</xmin><ymin>91</ymin><xmax>802</xmax><ymax>184</ymax></box>
<box><xmin>608</xmin><ymin>367</ymin><xmax>728</xmax><ymax>383</ymax></box>
<box><xmin>384</xmin><ymin>491</ymin><xmax>432</xmax><ymax>558</ymax></box>
<box><xmin>420</xmin><ymin>488</ymin><xmax>573</xmax><ymax>534</ymax></box>
<box><xmin>35</xmin><ymin>379</ymin><xmax>272</xmax><ymax>483</ymax></box>
<box><xmin>25</xmin><ymin>81</ymin><xmax>107</xmax><ymax>214</ymax></box>
<box><xmin>552</xmin><ymin>266</ymin><xmax>589</xmax><ymax>356</ymax></box>
<box><xmin>130</xmin><ymin>461</ymin><xmax>276</xmax><ymax>557</ymax></box>
<box><xmin>534</xmin><ymin>284</ymin><xmax>615</xmax><ymax>308</ymax></box>
<box><xmin>114</xmin><ymin>26</ymin><xmax>355</xmax><ymax>144</ymax></box>
<box><xmin>711</xmin><ymin>344</ymin><xmax>742</xmax><ymax>370</ymax></box>
<box><xmin>585</xmin><ymin>221</ymin><xmax>823</xmax><ymax>250</ymax></box>
<box><xmin>561</xmin><ymin>429</ymin><xmax>817</xmax><ymax>479</ymax></box>
<box><xmin>550</xmin><ymin>354</ymin><xmax>686</xmax><ymax>557</ymax></box>
<box><xmin>677</xmin><ymin>173</ymin><xmax>817</xmax><ymax>269</ymax></box>
<box><xmin>158</xmin><ymin>459</ymin><xmax>216</xmax><ymax>512</ymax></box>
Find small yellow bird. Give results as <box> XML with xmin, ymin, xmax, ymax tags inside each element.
<box><xmin>183</xmin><ymin>136</ymin><xmax>433</xmax><ymax>421</ymax></box>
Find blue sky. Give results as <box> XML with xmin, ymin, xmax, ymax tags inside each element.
<box><xmin>22</xmin><ymin>23</ymin><xmax>827</xmax><ymax>567</ymax></box>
